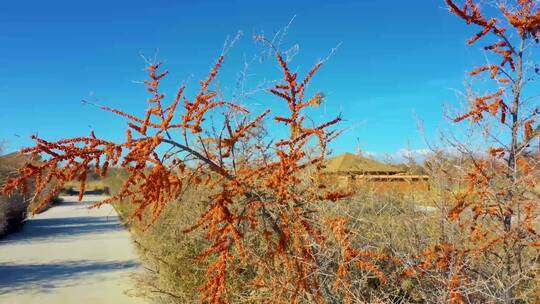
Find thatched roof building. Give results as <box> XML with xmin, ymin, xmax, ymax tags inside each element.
<box><xmin>323</xmin><ymin>153</ymin><xmax>430</xmax><ymax>191</ymax></box>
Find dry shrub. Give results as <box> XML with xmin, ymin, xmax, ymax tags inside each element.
<box><xmin>112</xmin><ymin>181</ymin><xmax>214</xmax><ymax>303</ymax></box>
<box><xmin>0</xmin><ymin>152</ymin><xmax>32</xmax><ymax>237</ymax></box>
<box><xmin>0</xmin><ymin>191</ymin><xmax>28</xmax><ymax>237</ymax></box>
<box><xmin>405</xmin><ymin>1</ymin><xmax>540</xmax><ymax>303</ymax></box>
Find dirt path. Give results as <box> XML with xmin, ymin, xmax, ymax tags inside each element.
<box><xmin>0</xmin><ymin>195</ymin><xmax>146</xmax><ymax>304</ymax></box>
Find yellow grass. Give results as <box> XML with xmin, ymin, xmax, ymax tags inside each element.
<box><xmin>63</xmin><ymin>180</ymin><xmax>107</xmax><ymax>191</ymax></box>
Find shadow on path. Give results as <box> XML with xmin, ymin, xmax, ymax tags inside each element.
<box><xmin>0</xmin><ymin>260</ymin><xmax>139</xmax><ymax>294</ymax></box>
<box><xmin>0</xmin><ymin>216</ymin><xmax>122</xmax><ymax>244</ymax></box>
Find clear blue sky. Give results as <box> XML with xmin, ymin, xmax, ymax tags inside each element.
<box><xmin>0</xmin><ymin>0</ymin><xmax>487</xmax><ymax>160</ymax></box>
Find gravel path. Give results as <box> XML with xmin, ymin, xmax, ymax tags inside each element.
<box><xmin>0</xmin><ymin>195</ymin><xmax>145</xmax><ymax>304</ymax></box>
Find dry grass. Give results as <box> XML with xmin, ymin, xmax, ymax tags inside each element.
<box><xmin>60</xmin><ymin>167</ymin><xmax>128</xmax><ymax>195</ymax></box>
<box><xmin>62</xmin><ymin>180</ymin><xmax>107</xmax><ymax>191</ymax></box>
<box><xmin>0</xmin><ymin>152</ymin><xmax>32</xmax><ymax>237</ymax></box>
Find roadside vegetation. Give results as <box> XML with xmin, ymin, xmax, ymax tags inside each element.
<box><xmin>0</xmin><ymin>149</ymin><xmax>64</xmax><ymax>238</ymax></box>
<box><xmin>105</xmin><ymin>150</ymin><xmax>538</xmax><ymax>303</ymax></box>
<box><xmin>0</xmin><ymin>150</ymin><xmax>32</xmax><ymax>237</ymax></box>
<box><xmin>103</xmin><ymin>164</ymin><xmax>432</xmax><ymax>302</ymax></box>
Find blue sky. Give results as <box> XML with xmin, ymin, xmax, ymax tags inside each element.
<box><xmin>0</xmin><ymin>0</ymin><xmax>489</xmax><ymax>160</ymax></box>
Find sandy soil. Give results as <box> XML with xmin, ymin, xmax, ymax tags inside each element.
<box><xmin>0</xmin><ymin>195</ymin><xmax>146</xmax><ymax>304</ymax></box>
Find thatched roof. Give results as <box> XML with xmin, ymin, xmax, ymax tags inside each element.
<box><xmin>324</xmin><ymin>153</ymin><xmax>403</xmax><ymax>175</ymax></box>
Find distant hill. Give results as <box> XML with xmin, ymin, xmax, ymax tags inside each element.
<box><xmin>0</xmin><ymin>152</ymin><xmax>36</xmax><ymax>182</ymax></box>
